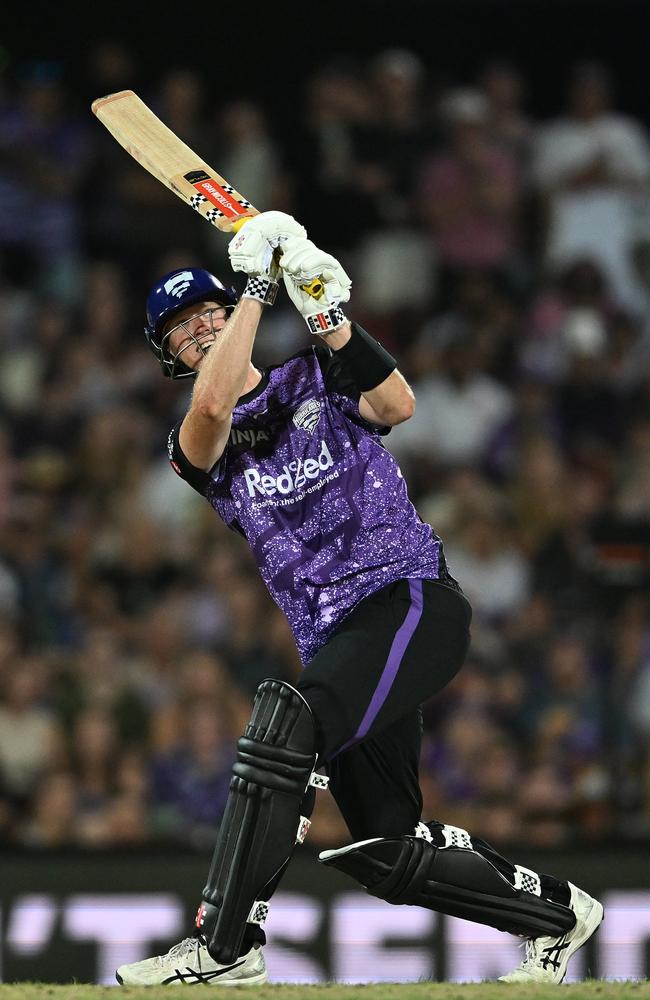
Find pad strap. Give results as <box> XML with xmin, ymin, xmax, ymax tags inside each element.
<box><xmin>247</xmin><ymin>901</ymin><xmax>269</xmax><ymax>925</ymax></box>
<box><xmin>309</xmin><ymin>772</ymin><xmax>330</xmax><ymax>789</ymax></box>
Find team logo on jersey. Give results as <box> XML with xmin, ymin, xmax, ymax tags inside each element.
<box><xmin>164</xmin><ymin>270</ymin><xmax>194</xmax><ymax>298</ymax></box>
<box><xmin>292</xmin><ymin>399</ymin><xmax>321</xmax><ymax>434</ymax></box>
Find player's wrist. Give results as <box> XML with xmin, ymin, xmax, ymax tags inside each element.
<box><xmin>242</xmin><ymin>274</ymin><xmax>278</xmax><ymax>306</ymax></box>
<box><xmin>319</xmin><ymin>320</ymin><xmax>352</xmax><ymax>348</ymax></box>
<box><xmin>306</xmin><ymin>305</ymin><xmax>348</xmax><ymax>337</ymax></box>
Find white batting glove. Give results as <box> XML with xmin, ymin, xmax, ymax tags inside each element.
<box><xmin>228</xmin><ymin>212</ymin><xmax>307</xmax><ymax>274</ymax></box>
<box><xmin>228</xmin><ymin>225</ymin><xmax>276</xmax><ymax>278</ymax></box>
<box><xmin>237</xmin><ymin>211</ymin><xmax>307</xmax><ymax>243</ymax></box>
<box><xmin>228</xmin><ymin>213</ymin><xmax>308</xmax><ymax>307</ymax></box>
<box><xmin>280</xmin><ymin>237</ymin><xmax>352</xmax><ymax>336</ymax></box>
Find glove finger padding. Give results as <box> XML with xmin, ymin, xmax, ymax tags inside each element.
<box><xmin>279</xmin><ymin>238</ymin><xmax>352</xmax><ymax>303</ymax></box>
<box><xmin>280</xmin><ymin>238</ymin><xmax>350</xmax><ymax>277</ymax></box>
<box><xmin>318</xmin><ymin>266</ymin><xmax>351</xmax><ymax>303</ymax></box>
<box><xmin>279</xmin><ymin>242</ymin><xmax>324</xmax><ymax>276</ymax></box>
<box><xmin>228</xmin><ymin>226</ymin><xmax>275</xmax><ymax>277</ymax></box>
<box><xmin>239</xmin><ymin>211</ymin><xmax>307</xmax><ymax>242</ymax></box>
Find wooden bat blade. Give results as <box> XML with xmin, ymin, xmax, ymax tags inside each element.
<box><xmin>91</xmin><ymin>90</ymin><xmax>258</xmax><ymax>233</ymax></box>
<box><xmin>92</xmin><ymin>90</ymin><xmax>324</xmax><ymax>299</ymax></box>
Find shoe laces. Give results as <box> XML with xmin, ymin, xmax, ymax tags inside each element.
<box><xmin>518</xmin><ymin>936</ymin><xmax>546</xmax><ymax>969</ymax></box>
<box><xmin>519</xmin><ymin>932</ymin><xmax>568</xmax><ymax>973</ymax></box>
<box><xmin>155</xmin><ymin>937</ymin><xmax>202</xmax><ymax>966</ymax></box>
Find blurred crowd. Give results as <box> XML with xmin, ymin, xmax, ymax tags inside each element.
<box><xmin>1</xmin><ymin>41</ymin><xmax>650</xmax><ymax>853</ymax></box>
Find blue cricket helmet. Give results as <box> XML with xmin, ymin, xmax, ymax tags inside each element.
<box><xmin>144</xmin><ymin>268</ymin><xmax>238</xmax><ymax>378</ymax></box>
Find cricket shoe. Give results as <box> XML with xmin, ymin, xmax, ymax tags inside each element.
<box><xmin>115</xmin><ymin>936</ymin><xmax>267</xmax><ymax>986</ymax></box>
<box><xmin>498</xmin><ymin>881</ymin><xmax>603</xmax><ymax>984</ymax></box>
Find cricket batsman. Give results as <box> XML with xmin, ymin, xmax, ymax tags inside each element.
<box><xmin>116</xmin><ymin>212</ymin><xmax>603</xmax><ymax>986</ymax></box>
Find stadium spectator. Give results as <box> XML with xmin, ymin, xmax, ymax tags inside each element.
<box><xmin>478</xmin><ymin>59</ymin><xmax>533</xmax><ymax>167</ymax></box>
<box><xmin>0</xmin><ymin>60</ymin><xmax>92</xmax><ymax>303</ymax></box>
<box><xmin>0</xmin><ymin>659</ymin><xmax>66</xmax><ymax>808</ymax></box>
<box><xmin>150</xmin><ymin>699</ymin><xmax>235</xmax><ymax>848</ymax></box>
<box><xmin>532</xmin><ymin>61</ymin><xmax>650</xmax><ymax>314</ymax></box>
<box><xmin>0</xmin><ymin>51</ymin><xmax>648</xmax><ymax>861</ymax></box>
<box><xmin>387</xmin><ymin>322</ymin><xmax>515</xmax><ymax>468</ymax></box>
<box><xmin>417</xmin><ymin>86</ymin><xmax>523</xmax><ymax>293</ymax></box>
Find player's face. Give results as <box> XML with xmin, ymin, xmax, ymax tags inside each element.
<box><xmin>164</xmin><ymin>301</ymin><xmax>228</xmax><ymax>373</ymax></box>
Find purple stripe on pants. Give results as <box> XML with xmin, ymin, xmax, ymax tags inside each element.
<box><xmin>338</xmin><ymin>579</ymin><xmax>424</xmax><ymax>753</ymax></box>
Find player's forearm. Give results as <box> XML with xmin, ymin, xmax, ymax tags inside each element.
<box><xmin>322</xmin><ymin>321</ymin><xmax>353</xmax><ymax>350</ymax></box>
<box><xmin>191</xmin><ymin>298</ymin><xmax>263</xmax><ymax>419</ymax></box>
<box><xmin>361</xmin><ymin>370</ymin><xmax>416</xmax><ymax>425</ymax></box>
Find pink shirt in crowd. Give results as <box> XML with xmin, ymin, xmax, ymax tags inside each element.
<box><xmin>418</xmin><ymin>148</ymin><xmax>520</xmax><ymax>268</ymax></box>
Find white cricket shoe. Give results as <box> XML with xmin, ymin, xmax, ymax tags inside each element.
<box><xmin>116</xmin><ymin>936</ymin><xmax>267</xmax><ymax>986</ymax></box>
<box><xmin>498</xmin><ymin>882</ymin><xmax>603</xmax><ymax>984</ymax></box>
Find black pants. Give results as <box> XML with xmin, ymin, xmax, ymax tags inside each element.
<box><xmin>240</xmin><ymin>578</ymin><xmax>569</xmax><ymax>953</ymax></box>
<box><xmin>296</xmin><ymin>579</ymin><xmax>568</xmax><ymax>907</ymax></box>
<box><xmin>297</xmin><ymin>578</ymin><xmax>472</xmax><ymax>839</ymax></box>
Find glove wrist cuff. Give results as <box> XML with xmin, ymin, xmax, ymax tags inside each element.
<box><xmin>242</xmin><ymin>275</ymin><xmax>278</xmax><ymax>306</ymax></box>
<box><xmin>306</xmin><ymin>306</ymin><xmax>347</xmax><ymax>337</ymax></box>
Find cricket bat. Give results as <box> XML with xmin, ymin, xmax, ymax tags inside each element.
<box><xmin>91</xmin><ymin>90</ymin><xmax>322</xmax><ymax>298</ymax></box>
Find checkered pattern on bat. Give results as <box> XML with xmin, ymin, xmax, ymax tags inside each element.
<box><xmin>221</xmin><ymin>182</ymin><xmax>252</xmax><ymax>208</ymax></box>
<box><xmin>190</xmin><ymin>193</ymin><xmax>210</xmax><ymax>212</ymax></box>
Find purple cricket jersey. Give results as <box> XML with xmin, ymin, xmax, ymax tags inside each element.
<box><xmin>169</xmin><ymin>347</ymin><xmax>444</xmax><ymax>664</ymax></box>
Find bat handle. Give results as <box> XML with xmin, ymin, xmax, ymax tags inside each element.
<box><xmin>230</xmin><ymin>217</ymin><xmax>253</xmax><ymax>232</ymax></box>
<box><xmin>300</xmin><ymin>277</ymin><xmax>324</xmax><ymax>299</ymax></box>
<box><xmin>230</xmin><ymin>217</ymin><xmax>324</xmax><ymax>301</ymax></box>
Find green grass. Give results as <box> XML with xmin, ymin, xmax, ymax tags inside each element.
<box><xmin>0</xmin><ymin>983</ymin><xmax>649</xmax><ymax>1000</ymax></box>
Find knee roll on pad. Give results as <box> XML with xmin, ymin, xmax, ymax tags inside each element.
<box><xmin>202</xmin><ymin>679</ymin><xmax>319</xmax><ymax>964</ymax></box>
<box><xmin>320</xmin><ymin>836</ymin><xmax>576</xmax><ymax>938</ymax></box>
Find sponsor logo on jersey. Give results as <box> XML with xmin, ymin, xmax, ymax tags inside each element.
<box><xmin>243</xmin><ymin>441</ymin><xmax>333</xmax><ymax>497</ymax></box>
<box><xmin>292</xmin><ymin>399</ymin><xmax>321</xmax><ymax>434</ymax></box>
<box><xmin>164</xmin><ymin>270</ymin><xmax>194</xmax><ymax>298</ymax></box>
<box><xmin>229</xmin><ymin>427</ymin><xmax>270</xmax><ymax>448</ymax></box>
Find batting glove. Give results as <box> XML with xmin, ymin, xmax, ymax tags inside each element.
<box><xmin>280</xmin><ymin>237</ymin><xmax>352</xmax><ymax>336</ymax></box>
<box><xmin>237</xmin><ymin>211</ymin><xmax>306</xmax><ymax>242</ymax></box>
<box><xmin>229</xmin><ymin>213</ymin><xmax>308</xmax><ymax>307</ymax></box>
<box><xmin>227</xmin><ymin>226</ymin><xmax>276</xmax><ymax>305</ymax></box>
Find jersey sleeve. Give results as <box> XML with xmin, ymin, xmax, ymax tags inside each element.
<box><xmin>167</xmin><ymin>421</ymin><xmax>219</xmax><ymax>496</ymax></box>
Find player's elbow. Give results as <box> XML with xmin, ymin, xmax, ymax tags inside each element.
<box><xmin>193</xmin><ymin>397</ymin><xmax>230</xmax><ymax>424</ymax></box>
<box><xmin>403</xmin><ymin>390</ymin><xmax>416</xmax><ymax>420</ymax></box>
<box><xmin>382</xmin><ymin>395</ymin><xmax>415</xmax><ymax>427</ymax></box>
<box><xmin>393</xmin><ymin>388</ymin><xmax>416</xmax><ymax>424</ymax></box>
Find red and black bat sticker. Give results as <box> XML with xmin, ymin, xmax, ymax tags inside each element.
<box><xmin>184</xmin><ymin>170</ymin><xmax>249</xmax><ymax>220</ymax></box>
